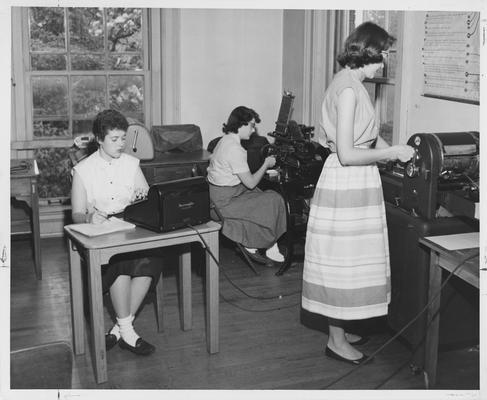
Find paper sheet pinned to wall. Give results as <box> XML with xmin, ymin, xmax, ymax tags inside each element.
<box><xmin>425</xmin><ymin>232</ymin><xmax>479</xmax><ymax>251</ymax></box>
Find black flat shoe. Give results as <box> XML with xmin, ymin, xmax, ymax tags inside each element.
<box><xmin>348</xmin><ymin>335</ymin><xmax>370</xmax><ymax>346</ymax></box>
<box><xmin>239</xmin><ymin>247</ymin><xmax>274</xmax><ymax>267</ymax></box>
<box><xmin>105</xmin><ymin>333</ymin><xmax>119</xmax><ymax>351</ymax></box>
<box><xmin>119</xmin><ymin>338</ymin><xmax>155</xmax><ymax>356</ymax></box>
<box><xmin>325</xmin><ymin>346</ymin><xmax>372</xmax><ymax>365</ymax></box>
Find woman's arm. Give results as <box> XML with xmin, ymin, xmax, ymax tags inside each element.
<box><xmin>237</xmin><ymin>156</ymin><xmax>275</xmax><ymax>190</ymax></box>
<box><xmin>71</xmin><ymin>170</ymin><xmax>107</xmax><ymax>224</ymax></box>
<box><xmin>131</xmin><ymin>166</ymin><xmax>150</xmax><ymax>201</ymax></box>
<box><xmin>336</xmin><ymin>88</ymin><xmax>413</xmax><ymax>166</ymax></box>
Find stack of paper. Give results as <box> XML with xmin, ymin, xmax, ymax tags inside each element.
<box><xmin>67</xmin><ymin>217</ymin><xmax>135</xmax><ymax>237</ymax></box>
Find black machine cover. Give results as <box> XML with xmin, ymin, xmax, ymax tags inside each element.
<box><xmin>124</xmin><ymin>176</ymin><xmax>210</xmax><ymax>232</ymax></box>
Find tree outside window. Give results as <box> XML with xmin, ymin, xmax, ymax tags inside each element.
<box><xmin>24</xmin><ymin>7</ymin><xmax>148</xmax><ymax>200</ymax></box>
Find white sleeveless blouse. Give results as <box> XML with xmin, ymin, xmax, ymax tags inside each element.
<box><xmin>73</xmin><ymin>150</ymin><xmax>147</xmax><ymax>214</ymax></box>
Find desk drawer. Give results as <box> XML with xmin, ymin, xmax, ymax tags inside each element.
<box><xmin>11</xmin><ymin>178</ymin><xmax>33</xmax><ymax>197</ymax></box>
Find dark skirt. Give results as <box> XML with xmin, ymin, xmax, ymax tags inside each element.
<box><xmin>209</xmin><ymin>183</ymin><xmax>287</xmax><ymax>248</ymax></box>
<box><xmin>101</xmin><ymin>249</ymin><xmax>163</xmax><ymax>293</ymax></box>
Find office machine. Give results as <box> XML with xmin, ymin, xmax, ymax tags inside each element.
<box><xmin>379</xmin><ymin>131</ymin><xmax>480</xmax><ymax>368</ymax></box>
<box><xmin>262</xmin><ymin>91</ymin><xmax>330</xmax><ymax>187</ymax></box>
<box><xmin>380</xmin><ymin>131</ymin><xmax>479</xmax><ymax>219</ymax></box>
<box><xmin>124</xmin><ymin>176</ymin><xmax>210</xmax><ymax>232</ymax></box>
<box><xmin>257</xmin><ymin>91</ymin><xmax>330</xmax><ymax>275</ymax></box>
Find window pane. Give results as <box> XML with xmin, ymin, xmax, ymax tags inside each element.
<box><xmin>73</xmin><ymin>119</ymin><xmax>94</xmax><ymax>136</ymax></box>
<box><xmin>386</xmin><ymin>51</ymin><xmax>397</xmax><ymax>79</ymax></box>
<box><xmin>34</xmin><ymin>147</ymin><xmax>73</xmax><ymax>199</ymax></box>
<box><xmin>69</xmin><ymin>8</ymin><xmax>104</xmax><ymax>53</ymax></box>
<box><xmin>33</xmin><ymin>120</ymin><xmax>69</xmax><ymax>138</ymax></box>
<box><xmin>71</xmin><ymin>76</ymin><xmax>106</xmax><ymax>117</ymax></box>
<box><xmin>109</xmin><ymin>75</ymin><xmax>144</xmax><ymax>120</ymax></box>
<box><xmin>31</xmin><ymin>54</ymin><xmax>67</xmax><ymax>71</ymax></box>
<box><xmin>361</xmin><ymin>10</ymin><xmax>385</xmax><ymax>27</ymax></box>
<box><xmin>109</xmin><ymin>54</ymin><xmax>143</xmax><ymax>70</ymax></box>
<box><xmin>29</xmin><ymin>7</ymin><xmax>65</xmax><ymax>52</ymax></box>
<box><xmin>363</xmin><ymin>81</ymin><xmax>376</xmax><ymax>103</ymax></box>
<box><xmin>71</xmin><ymin>54</ymin><xmax>105</xmax><ymax>70</ymax></box>
<box><xmin>32</xmin><ymin>76</ymin><xmax>68</xmax><ymax>116</ymax></box>
<box><xmin>387</xmin><ymin>11</ymin><xmax>400</xmax><ymax>40</ymax></box>
<box><xmin>107</xmin><ymin>8</ymin><xmax>142</xmax><ymax>52</ymax></box>
<box><xmin>380</xmin><ymin>85</ymin><xmax>395</xmax><ymax>145</ymax></box>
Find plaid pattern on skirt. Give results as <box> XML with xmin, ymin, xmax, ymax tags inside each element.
<box><xmin>301</xmin><ymin>153</ymin><xmax>391</xmax><ymax>320</ymax></box>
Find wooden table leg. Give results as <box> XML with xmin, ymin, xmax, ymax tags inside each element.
<box><xmin>156</xmin><ymin>267</ymin><xmax>164</xmax><ymax>332</ymax></box>
<box><xmin>30</xmin><ymin>179</ymin><xmax>42</xmax><ymax>280</ymax></box>
<box><xmin>86</xmin><ymin>250</ymin><xmax>107</xmax><ymax>384</ymax></box>
<box><xmin>68</xmin><ymin>239</ymin><xmax>85</xmax><ymax>355</ymax></box>
<box><xmin>424</xmin><ymin>251</ymin><xmax>442</xmax><ymax>389</ymax></box>
<box><xmin>205</xmin><ymin>231</ymin><xmax>219</xmax><ymax>354</ymax></box>
<box><xmin>179</xmin><ymin>246</ymin><xmax>192</xmax><ymax>331</ymax></box>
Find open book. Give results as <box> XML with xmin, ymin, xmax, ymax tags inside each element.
<box><xmin>67</xmin><ymin>217</ymin><xmax>136</xmax><ymax>237</ymax></box>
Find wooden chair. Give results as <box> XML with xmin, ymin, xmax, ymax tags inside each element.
<box><xmin>210</xmin><ymin>202</ymin><xmax>259</xmax><ymax>275</ymax></box>
<box><xmin>68</xmin><ymin>128</ymin><xmax>165</xmax><ymax>333</ymax></box>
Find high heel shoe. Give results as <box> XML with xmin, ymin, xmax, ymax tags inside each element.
<box><xmin>325</xmin><ymin>346</ymin><xmax>372</xmax><ymax>365</ymax></box>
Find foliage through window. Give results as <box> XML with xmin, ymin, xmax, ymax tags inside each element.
<box><xmin>351</xmin><ymin>10</ymin><xmax>400</xmax><ymax>145</ymax></box>
<box><xmin>25</xmin><ymin>7</ymin><xmax>148</xmax><ymax>199</ymax></box>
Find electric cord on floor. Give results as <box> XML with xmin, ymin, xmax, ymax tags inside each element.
<box><xmin>373</xmin><ymin>287</ymin><xmax>458</xmax><ymax>389</ymax></box>
<box><xmin>186</xmin><ymin>224</ymin><xmax>302</xmax><ymax>303</ymax></box>
<box><xmin>321</xmin><ymin>250</ymin><xmax>479</xmax><ymax>390</ymax></box>
<box><xmin>219</xmin><ymin>293</ymin><xmax>301</xmax><ymax>312</ymax></box>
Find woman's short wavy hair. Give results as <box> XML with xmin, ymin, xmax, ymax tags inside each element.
<box><xmin>92</xmin><ymin>109</ymin><xmax>128</xmax><ymax>141</ymax></box>
<box><xmin>337</xmin><ymin>22</ymin><xmax>395</xmax><ymax>69</ymax></box>
<box><xmin>222</xmin><ymin>106</ymin><xmax>261</xmax><ymax>134</ymax></box>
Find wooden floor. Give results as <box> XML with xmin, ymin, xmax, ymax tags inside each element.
<box><xmin>10</xmin><ymin>235</ymin><xmax>480</xmax><ymax>392</ymax></box>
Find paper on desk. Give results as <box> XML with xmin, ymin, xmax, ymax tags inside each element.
<box><xmin>67</xmin><ymin>217</ymin><xmax>135</xmax><ymax>237</ymax></box>
<box><xmin>424</xmin><ymin>232</ymin><xmax>479</xmax><ymax>251</ymax></box>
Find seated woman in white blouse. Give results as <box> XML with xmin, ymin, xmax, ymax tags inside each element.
<box><xmin>71</xmin><ymin>109</ymin><xmax>159</xmax><ymax>356</ymax></box>
<box><xmin>207</xmin><ymin>106</ymin><xmax>287</xmax><ymax>265</ymax></box>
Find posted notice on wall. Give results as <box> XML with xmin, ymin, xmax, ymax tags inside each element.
<box><xmin>422</xmin><ymin>11</ymin><xmax>480</xmax><ymax>104</ymax></box>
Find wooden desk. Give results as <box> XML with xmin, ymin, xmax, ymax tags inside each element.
<box><xmin>419</xmin><ymin>235</ymin><xmax>479</xmax><ymax>389</ymax></box>
<box><xmin>64</xmin><ymin>221</ymin><xmax>221</xmax><ymax>384</ymax></box>
<box><xmin>10</xmin><ymin>159</ymin><xmax>42</xmax><ymax>279</ymax></box>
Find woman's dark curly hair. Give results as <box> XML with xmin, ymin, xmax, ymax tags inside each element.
<box><xmin>337</xmin><ymin>22</ymin><xmax>395</xmax><ymax>69</ymax></box>
<box><xmin>222</xmin><ymin>106</ymin><xmax>261</xmax><ymax>134</ymax></box>
<box><xmin>92</xmin><ymin>109</ymin><xmax>128</xmax><ymax>141</ymax></box>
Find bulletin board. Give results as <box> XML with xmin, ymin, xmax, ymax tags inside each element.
<box><xmin>421</xmin><ymin>11</ymin><xmax>480</xmax><ymax>105</ymax></box>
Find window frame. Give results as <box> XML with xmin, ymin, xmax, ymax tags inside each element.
<box><xmin>12</xmin><ymin>6</ymin><xmax>151</xmax><ymax>150</ymax></box>
<box><xmin>353</xmin><ymin>10</ymin><xmax>405</xmax><ymax>145</ymax></box>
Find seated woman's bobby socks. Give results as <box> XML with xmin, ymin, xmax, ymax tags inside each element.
<box><xmin>244</xmin><ymin>243</ymin><xmax>284</xmax><ymax>262</ymax></box>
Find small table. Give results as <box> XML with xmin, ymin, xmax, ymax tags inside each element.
<box><xmin>64</xmin><ymin>221</ymin><xmax>221</xmax><ymax>384</ymax></box>
<box><xmin>419</xmin><ymin>234</ymin><xmax>479</xmax><ymax>389</ymax></box>
<box><xmin>10</xmin><ymin>159</ymin><xmax>42</xmax><ymax>279</ymax></box>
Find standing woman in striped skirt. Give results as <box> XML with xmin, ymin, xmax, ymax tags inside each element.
<box><xmin>301</xmin><ymin>22</ymin><xmax>415</xmax><ymax>364</ymax></box>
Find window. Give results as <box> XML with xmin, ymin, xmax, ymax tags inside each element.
<box><xmin>13</xmin><ymin>7</ymin><xmax>149</xmax><ymax>200</ymax></box>
<box><xmin>351</xmin><ymin>10</ymin><xmax>401</xmax><ymax>145</ymax></box>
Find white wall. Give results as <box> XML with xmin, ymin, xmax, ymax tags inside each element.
<box><xmin>179</xmin><ymin>9</ymin><xmax>283</xmax><ymax>147</ymax></box>
<box><xmin>400</xmin><ymin>11</ymin><xmax>479</xmax><ymax>141</ymax></box>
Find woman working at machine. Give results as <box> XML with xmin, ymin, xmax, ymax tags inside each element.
<box><xmin>301</xmin><ymin>22</ymin><xmax>414</xmax><ymax>364</ymax></box>
<box><xmin>71</xmin><ymin>109</ymin><xmax>160</xmax><ymax>356</ymax></box>
<box><xmin>207</xmin><ymin>106</ymin><xmax>287</xmax><ymax>265</ymax></box>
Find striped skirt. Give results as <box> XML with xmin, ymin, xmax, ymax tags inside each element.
<box><xmin>301</xmin><ymin>153</ymin><xmax>391</xmax><ymax>320</ymax></box>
